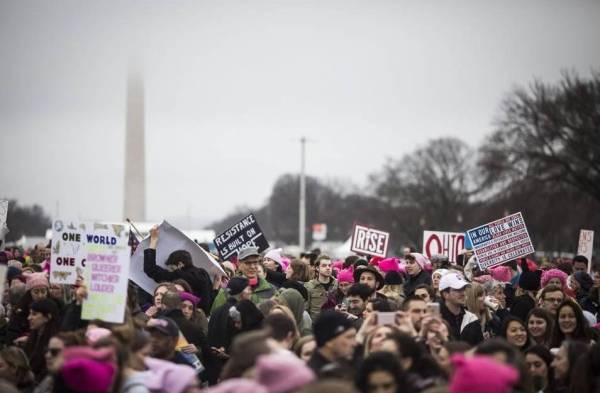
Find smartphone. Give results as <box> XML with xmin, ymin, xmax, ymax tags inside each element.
<box><xmin>377</xmin><ymin>312</ymin><xmax>396</xmax><ymax>325</ymax></box>
<box><xmin>427</xmin><ymin>302</ymin><xmax>440</xmax><ymax>317</ymax></box>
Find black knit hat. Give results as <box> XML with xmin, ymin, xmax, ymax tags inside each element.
<box><xmin>165</xmin><ymin>250</ymin><xmax>192</xmax><ymax>267</ymax></box>
<box><xmin>313</xmin><ymin>310</ymin><xmax>355</xmax><ymax>348</ymax></box>
<box><xmin>518</xmin><ymin>258</ymin><xmax>541</xmax><ymax>291</ymax></box>
<box><xmin>384</xmin><ymin>271</ymin><xmax>403</xmax><ymax>286</ymax></box>
<box><xmin>227</xmin><ymin>276</ymin><xmax>250</xmax><ymax>296</ymax></box>
<box><xmin>574</xmin><ymin>272</ymin><xmax>593</xmax><ymax>293</ymax></box>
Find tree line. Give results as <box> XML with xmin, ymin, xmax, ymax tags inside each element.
<box><xmin>212</xmin><ymin>71</ymin><xmax>600</xmax><ymax>255</ymax></box>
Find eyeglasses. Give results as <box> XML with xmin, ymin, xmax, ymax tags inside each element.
<box><xmin>46</xmin><ymin>348</ymin><xmax>62</xmax><ymax>357</ymax></box>
<box><xmin>544</xmin><ymin>297</ymin><xmax>563</xmax><ymax>303</ymax></box>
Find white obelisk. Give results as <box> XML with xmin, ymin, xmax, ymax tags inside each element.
<box><xmin>123</xmin><ymin>72</ymin><xmax>146</xmax><ymax>221</ymax></box>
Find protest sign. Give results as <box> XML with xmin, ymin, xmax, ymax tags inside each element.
<box><xmin>213</xmin><ymin>213</ymin><xmax>269</xmax><ymax>261</ymax></box>
<box><xmin>577</xmin><ymin>229</ymin><xmax>594</xmax><ymax>272</ymax></box>
<box><xmin>312</xmin><ymin>223</ymin><xmax>327</xmax><ymax>241</ymax></box>
<box><xmin>130</xmin><ymin>221</ymin><xmax>225</xmax><ymax>295</ymax></box>
<box><xmin>422</xmin><ymin>231</ymin><xmax>465</xmax><ymax>263</ymax></box>
<box><xmin>81</xmin><ymin>222</ymin><xmax>130</xmax><ymax>324</ymax></box>
<box><xmin>467</xmin><ymin>212</ymin><xmax>534</xmax><ymax>270</ymax></box>
<box><xmin>50</xmin><ymin>220</ymin><xmax>87</xmax><ymax>285</ymax></box>
<box><xmin>350</xmin><ymin>224</ymin><xmax>390</xmax><ymax>258</ymax></box>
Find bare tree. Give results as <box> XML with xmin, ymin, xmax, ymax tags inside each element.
<box><xmin>478</xmin><ymin>71</ymin><xmax>600</xmax><ymax>201</ymax></box>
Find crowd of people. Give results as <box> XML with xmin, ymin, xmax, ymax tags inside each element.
<box><xmin>0</xmin><ymin>225</ymin><xmax>599</xmax><ymax>393</ymax></box>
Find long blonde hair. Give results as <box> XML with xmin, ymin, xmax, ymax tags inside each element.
<box><xmin>465</xmin><ymin>282</ymin><xmax>491</xmax><ymax>325</ymax></box>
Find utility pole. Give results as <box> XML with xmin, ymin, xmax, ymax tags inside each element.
<box><xmin>299</xmin><ymin>136</ymin><xmax>306</xmax><ymax>250</ymax></box>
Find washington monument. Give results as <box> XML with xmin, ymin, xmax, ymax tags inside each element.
<box><xmin>123</xmin><ymin>72</ymin><xmax>146</xmax><ymax>221</ymax></box>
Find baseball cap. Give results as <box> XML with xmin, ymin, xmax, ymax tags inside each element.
<box><xmin>147</xmin><ymin>317</ymin><xmax>179</xmax><ymax>337</ymax></box>
<box><xmin>439</xmin><ymin>272</ymin><xmax>470</xmax><ymax>291</ymax></box>
<box><xmin>238</xmin><ymin>247</ymin><xmax>260</xmax><ymax>261</ymax></box>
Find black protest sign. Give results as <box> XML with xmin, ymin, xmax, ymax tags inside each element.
<box><xmin>213</xmin><ymin>213</ymin><xmax>270</xmax><ymax>261</ymax></box>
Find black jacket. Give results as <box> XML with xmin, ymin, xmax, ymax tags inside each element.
<box><xmin>404</xmin><ymin>270</ymin><xmax>432</xmax><ymax>297</ymax></box>
<box><xmin>144</xmin><ymin>248</ymin><xmax>213</xmax><ymax>314</ymax></box>
<box><xmin>440</xmin><ymin>300</ymin><xmax>484</xmax><ymax>346</ymax></box>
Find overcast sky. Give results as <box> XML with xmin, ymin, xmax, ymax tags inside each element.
<box><xmin>1</xmin><ymin>0</ymin><xmax>599</xmax><ymax>229</ymax></box>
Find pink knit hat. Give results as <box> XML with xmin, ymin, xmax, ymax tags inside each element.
<box><xmin>540</xmin><ymin>268</ymin><xmax>568</xmax><ymax>288</ymax></box>
<box><xmin>378</xmin><ymin>258</ymin><xmax>400</xmax><ymax>273</ymax></box>
<box><xmin>85</xmin><ymin>327</ymin><xmax>112</xmax><ymax>345</ymax></box>
<box><xmin>280</xmin><ymin>257</ymin><xmax>291</xmax><ymax>272</ymax></box>
<box><xmin>179</xmin><ymin>291</ymin><xmax>200</xmax><ymax>306</ymax></box>
<box><xmin>25</xmin><ymin>272</ymin><xmax>49</xmax><ymax>292</ymax></box>
<box><xmin>332</xmin><ymin>260</ymin><xmax>344</xmax><ymax>270</ymax></box>
<box><xmin>473</xmin><ymin>275</ymin><xmax>493</xmax><ymax>284</ymax></box>
<box><xmin>204</xmin><ymin>379</ymin><xmax>268</xmax><ymax>393</ymax></box>
<box><xmin>337</xmin><ymin>268</ymin><xmax>354</xmax><ymax>283</ymax></box>
<box><xmin>256</xmin><ymin>353</ymin><xmax>315</xmax><ymax>393</ymax></box>
<box><xmin>410</xmin><ymin>253</ymin><xmax>431</xmax><ymax>270</ymax></box>
<box><xmin>61</xmin><ymin>358</ymin><xmax>116</xmax><ymax>393</ymax></box>
<box><xmin>490</xmin><ymin>266</ymin><xmax>512</xmax><ymax>283</ymax></box>
<box><xmin>144</xmin><ymin>357</ymin><xmax>198</xmax><ymax>393</ymax></box>
<box><xmin>264</xmin><ymin>248</ymin><xmax>283</xmax><ymax>266</ymax></box>
<box><xmin>450</xmin><ymin>354</ymin><xmax>518</xmax><ymax>393</ymax></box>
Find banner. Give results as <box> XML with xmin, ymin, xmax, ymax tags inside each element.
<box><xmin>577</xmin><ymin>229</ymin><xmax>594</xmax><ymax>272</ymax></box>
<box><xmin>50</xmin><ymin>220</ymin><xmax>87</xmax><ymax>285</ymax></box>
<box><xmin>422</xmin><ymin>231</ymin><xmax>465</xmax><ymax>263</ymax></box>
<box><xmin>130</xmin><ymin>221</ymin><xmax>225</xmax><ymax>295</ymax></box>
<box><xmin>312</xmin><ymin>223</ymin><xmax>327</xmax><ymax>241</ymax></box>
<box><xmin>213</xmin><ymin>213</ymin><xmax>269</xmax><ymax>261</ymax></box>
<box><xmin>467</xmin><ymin>212</ymin><xmax>534</xmax><ymax>270</ymax></box>
<box><xmin>81</xmin><ymin>222</ymin><xmax>130</xmax><ymax>324</ymax></box>
<box><xmin>350</xmin><ymin>224</ymin><xmax>390</xmax><ymax>258</ymax></box>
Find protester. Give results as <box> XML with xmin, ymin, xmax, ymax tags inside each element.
<box><xmin>550</xmin><ymin>298</ymin><xmax>592</xmax><ymax>347</ymax></box>
<box><xmin>293</xmin><ymin>335</ymin><xmax>316</xmax><ymax>363</ymax></box>
<box><xmin>551</xmin><ymin>340</ymin><xmax>589</xmax><ymax>393</ymax></box>
<box><xmin>524</xmin><ymin>345</ymin><xmax>554</xmax><ymax>393</ymax></box>
<box><xmin>0</xmin><ymin>346</ymin><xmax>35</xmax><ymax>392</ymax></box>
<box><xmin>500</xmin><ymin>316</ymin><xmax>530</xmax><ymax>351</ymax></box>
<box><xmin>308</xmin><ymin>310</ymin><xmax>357</xmax><ymax>377</ymax></box>
<box><xmin>403</xmin><ymin>254</ymin><xmax>432</xmax><ymax>297</ymax></box>
<box><xmin>438</xmin><ymin>273</ymin><xmax>483</xmax><ymax>345</ymax></box>
<box><xmin>3</xmin><ymin>228</ymin><xmax>600</xmax><ymax>393</ymax></box>
<box><xmin>526</xmin><ymin>308</ymin><xmax>554</xmax><ymax>347</ymax></box>
<box><xmin>144</xmin><ymin>226</ymin><xmax>213</xmax><ymax>314</ymax></box>
<box><xmin>305</xmin><ymin>255</ymin><xmax>337</xmax><ymax>320</ymax></box>
<box><xmin>211</xmin><ymin>247</ymin><xmax>275</xmax><ymax>313</ymax></box>
<box><xmin>355</xmin><ymin>351</ymin><xmax>411</xmax><ymax>393</ymax></box>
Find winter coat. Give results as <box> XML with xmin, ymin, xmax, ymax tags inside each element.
<box><xmin>305</xmin><ymin>278</ymin><xmax>338</xmax><ymax>320</ymax></box>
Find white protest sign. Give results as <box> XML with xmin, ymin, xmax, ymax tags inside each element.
<box><xmin>130</xmin><ymin>220</ymin><xmax>224</xmax><ymax>295</ymax></box>
<box><xmin>422</xmin><ymin>231</ymin><xmax>465</xmax><ymax>263</ymax></box>
<box><xmin>577</xmin><ymin>229</ymin><xmax>594</xmax><ymax>272</ymax></box>
<box><xmin>81</xmin><ymin>222</ymin><xmax>130</xmax><ymax>324</ymax></box>
<box><xmin>467</xmin><ymin>212</ymin><xmax>535</xmax><ymax>270</ymax></box>
<box><xmin>50</xmin><ymin>220</ymin><xmax>87</xmax><ymax>285</ymax></box>
<box><xmin>350</xmin><ymin>224</ymin><xmax>390</xmax><ymax>258</ymax></box>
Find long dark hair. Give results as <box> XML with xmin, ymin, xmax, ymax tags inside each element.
<box><xmin>568</xmin><ymin>342</ymin><xmax>600</xmax><ymax>393</ymax></box>
<box><xmin>526</xmin><ymin>307</ymin><xmax>554</xmax><ymax>346</ymax></box>
<box><xmin>559</xmin><ymin>340</ymin><xmax>589</xmax><ymax>386</ymax></box>
<box><xmin>500</xmin><ymin>315</ymin><xmax>531</xmax><ymax>350</ymax></box>
<box><xmin>24</xmin><ymin>298</ymin><xmax>61</xmax><ymax>380</ymax></box>
<box><xmin>385</xmin><ymin>331</ymin><xmax>444</xmax><ymax>379</ymax></box>
<box><xmin>550</xmin><ymin>298</ymin><xmax>590</xmax><ymax>347</ymax></box>
<box><xmin>524</xmin><ymin>345</ymin><xmax>554</xmax><ymax>393</ymax></box>
<box><xmin>356</xmin><ymin>351</ymin><xmax>410</xmax><ymax>393</ymax></box>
